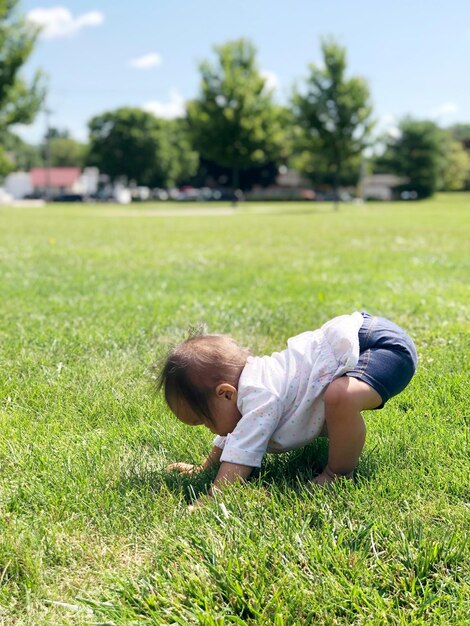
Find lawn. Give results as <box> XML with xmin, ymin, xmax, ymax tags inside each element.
<box><xmin>0</xmin><ymin>194</ymin><xmax>468</xmax><ymax>625</ymax></box>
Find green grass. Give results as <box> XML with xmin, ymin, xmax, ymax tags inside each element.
<box><xmin>0</xmin><ymin>194</ymin><xmax>468</xmax><ymax>625</ymax></box>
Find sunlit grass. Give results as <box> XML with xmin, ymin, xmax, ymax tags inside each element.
<box><xmin>0</xmin><ymin>194</ymin><xmax>468</xmax><ymax>624</ymax></box>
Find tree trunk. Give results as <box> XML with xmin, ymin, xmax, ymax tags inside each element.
<box><xmin>333</xmin><ymin>163</ymin><xmax>340</xmax><ymax>211</ymax></box>
<box><xmin>231</xmin><ymin>166</ymin><xmax>240</xmax><ymax>206</ymax></box>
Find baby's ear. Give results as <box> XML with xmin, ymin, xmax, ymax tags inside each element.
<box><xmin>215</xmin><ymin>383</ymin><xmax>228</xmax><ymax>397</ymax></box>
<box><xmin>215</xmin><ymin>383</ymin><xmax>237</xmax><ymax>401</ymax></box>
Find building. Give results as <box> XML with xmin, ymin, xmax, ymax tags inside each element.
<box><xmin>3</xmin><ymin>172</ymin><xmax>32</xmax><ymax>199</ymax></box>
<box><xmin>5</xmin><ymin>167</ymin><xmax>99</xmax><ymax>200</ymax></box>
<box><xmin>362</xmin><ymin>174</ymin><xmax>408</xmax><ymax>201</ymax></box>
<box><xmin>30</xmin><ymin>167</ymin><xmax>82</xmax><ymax>198</ymax></box>
<box><xmin>246</xmin><ymin>168</ymin><xmax>315</xmax><ymax>201</ymax></box>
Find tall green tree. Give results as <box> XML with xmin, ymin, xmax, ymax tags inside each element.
<box><xmin>438</xmin><ymin>135</ymin><xmax>470</xmax><ymax>191</ymax></box>
<box><xmin>47</xmin><ymin>137</ymin><xmax>86</xmax><ymax>167</ymax></box>
<box><xmin>40</xmin><ymin>128</ymin><xmax>86</xmax><ymax>168</ymax></box>
<box><xmin>187</xmin><ymin>39</ymin><xmax>285</xmax><ymax>190</ymax></box>
<box><xmin>87</xmin><ymin>108</ymin><xmax>197</xmax><ymax>187</ymax></box>
<box><xmin>378</xmin><ymin>118</ymin><xmax>446</xmax><ymax>199</ymax></box>
<box><xmin>163</xmin><ymin>117</ymin><xmax>199</xmax><ymax>186</ymax></box>
<box><xmin>292</xmin><ymin>39</ymin><xmax>374</xmax><ymax>207</ymax></box>
<box><xmin>447</xmin><ymin>123</ymin><xmax>470</xmax><ymax>190</ymax></box>
<box><xmin>0</xmin><ymin>0</ymin><xmax>44</xmax><ymax>174</ymax></box>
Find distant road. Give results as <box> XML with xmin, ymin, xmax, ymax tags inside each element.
<box><xmin>91</xmin><ymin>207</ymin><xmax>237</xmax><ymax>217</ymax></box>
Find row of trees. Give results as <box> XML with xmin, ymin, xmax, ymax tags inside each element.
<box><xmin>1</xmin><ymin>1</ymin><xmax>470</xmax><ymax>198</ymax></box>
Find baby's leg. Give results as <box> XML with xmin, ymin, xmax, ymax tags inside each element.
<box><xmin>313</xmin><ymin>314</ymin><xmax>417</xmax><ymax>486</ymax></box>
<box><xmin>312</xmin><ymin>377</ymin><xmax>382</xmax><ymax>485</ymax></box>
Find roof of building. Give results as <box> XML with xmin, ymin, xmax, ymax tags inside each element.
<box><xmin>30</xmin><ymin>167</ymin><xmax>81</xmax><ymax>187</ymax></box>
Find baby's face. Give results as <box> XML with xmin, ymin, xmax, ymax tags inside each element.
<box><xmin>170</xmin><ymin>389</ymin><xmax>241</xmax><ymax>437</ymax></box>
<box><xmin>209</xmin><ymin>392</ymin><xmax>242</xmax><ymax>436</ymax></box>
<box><xmin>170</xmin><ymin>397</ymin><xmax>207</xmax><ymax>428</ymax></box>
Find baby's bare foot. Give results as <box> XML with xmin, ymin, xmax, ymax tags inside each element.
<box><xmin>311</xmin><ymin>470</ymin><xmax>335</xmax><ymax>486</ymax></box>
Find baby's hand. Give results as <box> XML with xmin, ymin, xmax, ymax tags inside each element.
<box><xmin>311</xmin><ymin>466</ymin><xmax>355</xmax><ymax>486</ymax></box>
<box><xmin>187</xmin><ymin>497</ymin><xmax>206</xmax><ymax>512</ymax></box>
<box><xmin>166</xmin><ymin>462</ymin><xmax>202</xmax><ymax>475</ymax></box>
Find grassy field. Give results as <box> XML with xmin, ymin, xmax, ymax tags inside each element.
<box><xmin>0</xmin><ymin>194</ymin><xmax>468</xmax><ymax>625</ymax></box>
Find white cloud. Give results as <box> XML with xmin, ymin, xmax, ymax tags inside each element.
<box><xmin>142</xmin><ymin>90</ymin><xmax>186</xmax><ymax>119</ymax></box>
<box><xmin>377</xmin><ymin>113</ymin><xmax>401</xmax><ymax>139</ymax></box>
<box><xmin>27</xmin><ymin>7</ymin><xmax>104</xmax><ymax>39</ymax></box>
<box><xmin>128</xmin><ymin>53</ymin><xmax>162</xmax><ymax>70</ymax></box>
<box><xmin>261</xmin><ymin>70</ymin><xmax>280</xmax><ymax>92</ymax></box>
<box><xmin>387</xmin><ymin>126</ymin><xmax>401</xmax><ymax>139</ymax></box>
<box><xmin>429</xmin><ymin>102</ymin><xmax>458</xmax><ymax>120</ymax></box>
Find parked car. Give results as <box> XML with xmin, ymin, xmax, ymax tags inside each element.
<box><xmin>131</xmin><ymin>186</ymin><xmax>151</xmax><ymax>201</ymax></box>
<box><xmin>53</xmin><ymin>194</ymin><xmax>84</xmax><ymax>202</ymax></box>
<box><xmin>177</xmin><ymin>186</ymin><xmax>200</xmax><ymax>201</ymax></box>
<box><xmin>151</xmin><ymin>188</ymin><xmax>169</xmax><ymax>201</ymax></box>
<box><xmin>400</xmin><ymin>191</ymin><xmax>418</xmax><ymax>200</ymax></box>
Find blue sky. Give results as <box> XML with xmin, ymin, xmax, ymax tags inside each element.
<box><xmin>15</xmin><ymin>0</ymin><xmax>470</xmax><ymax>143</ymax></box>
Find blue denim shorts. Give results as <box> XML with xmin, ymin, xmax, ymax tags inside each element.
<box><xmin>345</xmin><ymin>312</ymin><xmax>418</xmax><ymax>408</ymax></box>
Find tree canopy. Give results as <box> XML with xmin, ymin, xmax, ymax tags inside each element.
<box><xmin>1</xmin><ymin>130</ymin><xmax>41</xmax><ymax>170</ymax></box>
<box><xmin>438</xmin><ymin>136</ymin><xmax>470</xmax><ymax>191</ymax></box>
<box><xmin>39</xmin><ymin>128</ymin><xmax>86</xmax><ymax>168</ymax></box>
<box><xmin>292</xmin><ymin>39</ymin><xmax>373</xmax><ymax>204</ymax></box>
<box><xmin>448</xmin><ymin>124</ymin><xmax>470</xmax><ymax>146</ymax></box>
<box><xmin>87</xmin><ymin>108</ymin><xmax>198</xmax><ymax>187</ymax></box>
<box><xmin>378</xmin><ymin>118</ymin><xmax>446</xmax><ymax>199</ymax></box>
<box><xmin>187</xmin><ymin>39</ymin><xmax>285</xmax><ymax>189</ymax></box>
<box><xmin>0</xmin><ymin>0</ymin><xmax>44</xmax><ymax>173</ymax></box>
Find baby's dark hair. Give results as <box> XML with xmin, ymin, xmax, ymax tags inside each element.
<box><xmin>158</xmin><ymin>331</ymin><xmax>250</xmax><ymax>423</ymax></box>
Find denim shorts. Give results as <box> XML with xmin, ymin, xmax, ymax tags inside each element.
<box><xmin>345</xmin><ymin>312</ymin><xmax>418</xmax><ymax>408</ymax></box>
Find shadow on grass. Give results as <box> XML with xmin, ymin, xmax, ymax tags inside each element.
<box><xmin>258</xmin><ymin>439</ymin><xmax>382</xmax><ymax>495</ymax></box>
<box><xmin>115</xmin><ymin>438</ymin><xmax>381</xmax><ymax>504</ymax></box>
<box><xmin>115</xmin><ymin>464</ymin><xmax>218</xmax><ymax>503</ymax></box>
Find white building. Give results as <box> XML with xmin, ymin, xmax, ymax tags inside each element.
<box><xmin>4</xmin><ymin>167</ymin><xmax>99</xmax><ymax>199</ymax></box>
<box><xmin>4</xmin><ymin>171</ymin><xmax>33</xmax><ymax>199</ymax></box>
<box><xmin>362</xmin><ymin>174</ymin><xmax>408</xmax><ymax>201</ymax></box>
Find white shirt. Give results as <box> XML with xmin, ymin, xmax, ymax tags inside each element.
<box><xmin>214</xmin><ymin>312</ymin><xmax>363</xmax><ymax>467</ymax></box>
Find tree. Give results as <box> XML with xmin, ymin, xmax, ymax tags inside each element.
<box><xmin>45</xmin><ymin>127</ymin><xmax>70</xmax><ymax>140</ymax></box>
<box><xmin>438</xmin><ymin>135</ymin><xmax>470</xmax><ymax>191</ymax></box>
<box><xmin>448</xmin><ymin>124</ymin><xmax>470</xmax><ymax>148</ymax></box>
<box><xmin>447</xmin><ymin>124</ymin><xmax>470</xmax><ymax>190</ymax></box>
<box><xmin>0</xmin><ymin>0</ymin><xmax>44</xmax><ymax>174</ymax></box>
<box><xmin>41</xmin><ymin>135</ymin><xmax>86</xmax><ymax>168</ymax></box>
<box><xmin>1</xmin><ymin>130</ymin><xmax>41</xmax><ymax>171</ymax></box>
<box><xmin>87</xmin><ymin>108</ymin><xmax>197</xmax><ymax>187</ymax></box>
<box><xmin>187</xmin><ymin>39</ymin><xmax>285</xmax><ymax>191</ymax></box>
<box><xmin>163</xmin><ymin>118</ymin><xmax>199</xmax><ymax>186</ymax></box>
<box><xmin>193</xmin><ymin>157</ymin><xmax>279</xmax><ymax>189</ymax></box>
<box><xmin>378</xmin><ymin>118</ymin><xmax>445</xmax><ymax>199</ymax></box>
<box><xmin>292</xmin><ymin>39</ymin><xmax>374</xmax><ymax>207</ymax></box>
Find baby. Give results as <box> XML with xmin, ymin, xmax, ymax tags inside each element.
<box><xmin>159</xmin><ymin>312</ymin><xmax>417</xmax><ymax>503</ymax></box>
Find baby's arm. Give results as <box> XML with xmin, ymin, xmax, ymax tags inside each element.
<box><xmin>210</xmin><ymin>461</ymin><xmax>253</xmax><ymax>494</ymax></box>
<box><xmin>203</xmin><ymin>445</ymin><xmax>223</xmax><ymax>469</ymax></box>
<box><xmin>167</xmin><ymin>445</ymin><xmax>223</xmax><ymax>474</ymax></box>
<box><xmin>186</xmin><ymin>461</ymin><xmax>253</xmax><ymax>510</ymax></box>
